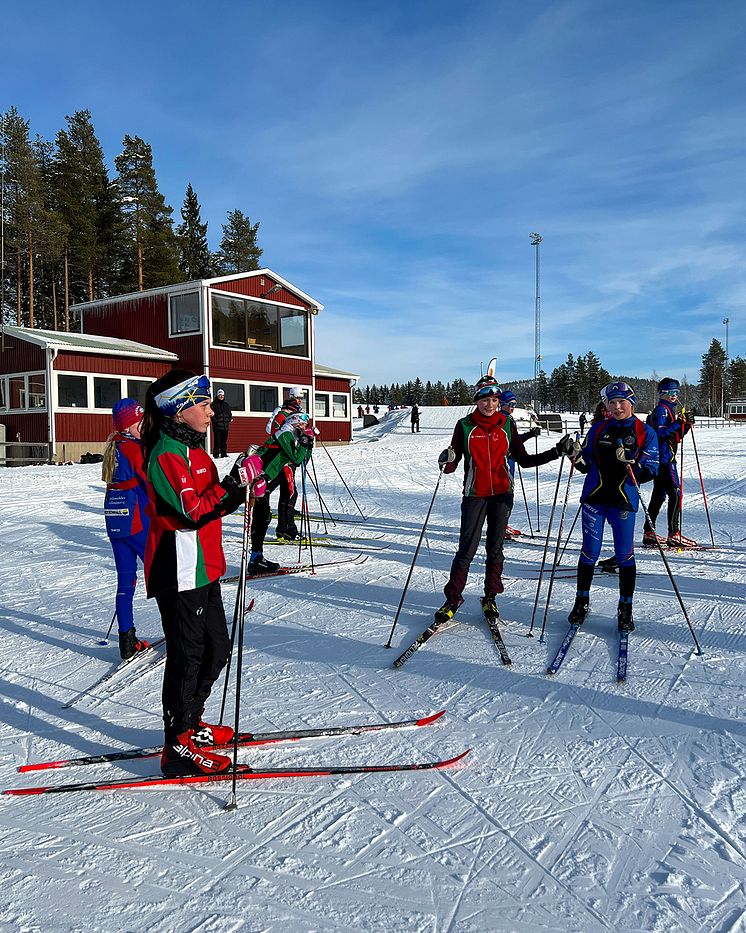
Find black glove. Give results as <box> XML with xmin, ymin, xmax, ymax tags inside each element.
<box><xmin>526</xmin><ymin>426</ymin><xmax>541</xmax><ymax>439</ymax></box>
<box><xmin>555</xmin><ymin>434</ymin><xmax>581</xmax><ymax>458</ymax></box>
<box><xmin>681</xmin><ymin>409</ymin><xmax>695</xmax><ymax>425</ymax></box>
<box><xmin>438</xmin><ymin>447</ymin><xmax>456</xmax><ymax>467</ymax></box>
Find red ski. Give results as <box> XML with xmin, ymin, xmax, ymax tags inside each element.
<box><xmin>4</xmin><ymin>750</ymin><xmax>470</xmax><ymax>796</ymax></box>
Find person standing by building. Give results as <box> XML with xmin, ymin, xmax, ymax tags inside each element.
<box><xmin>643</xmin><ymin>377</ymin><xmax>694</xmax><ymax>547</ymax></box>
<box><xmin>436</xmin><ymin>375</ymin><xmax>570</xmax><ymax>623</ymax></box>
<box><xmin>567</xmin><ymin>381</ymin><xmax>659</xmax><ymax>632</ymax></box>
<box><xmin>141</xmin><ymin>369</ymin><xmax>261</xmax><ymax>776</ymax></box>
<box><xmin>102</xmin><ymin>398</ymin><xmax>151</xmax><ymax>660</ymax></box>
<box><xmin>579</xmin><ymin>411</ymin><xmax>587</xmax><ymax>436</ymax></box>
<box><xmin>211</xmin><ymin>388</ymin><xmax>233</xmax><ymax>458</ymax></box>
<box><xmin>410</xmin><ymin>403</ymin><xmax>421</xmax><ymax>433</ymax></box>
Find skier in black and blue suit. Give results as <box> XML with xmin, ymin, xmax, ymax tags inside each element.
<box><xmin>566</xmin><ymin>381</ymin><xmax>659</xmax><ymax>632</ymax></box>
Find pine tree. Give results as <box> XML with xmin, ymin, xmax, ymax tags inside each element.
<box><xmin>218</xmin><ymin>209</ymin><xmax>262</xmax><ymax>273</ymax></box>
<box><xmin>115</xmin><ymin>134</ymin><xmax>180</xmax><ymax>291</ymax></box>
<box><xmin>700</xmin><ymin>339</ymin><xmax>727</xmax><ymax>415</ymax></box>
<box><xmin>176</xmin><ymin>183</ymin><xmax>212</xmax><ymax>280</ymax></box>
<box><xmin>537</xmin><ymin>370</ymin><xmax>549</xmax><ymax>410</ymax></box>
<box><xmin>727</xmin><ymin>356</ymin><xmax>746</xmax><ymax>400</ymax></box>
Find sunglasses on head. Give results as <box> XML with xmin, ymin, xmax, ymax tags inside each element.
<box><xmin>475</xmin><ymin>385</ymin><xmax>501</xmax><ymax>400</ymax></box>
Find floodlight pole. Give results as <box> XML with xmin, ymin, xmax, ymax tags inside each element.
<box><xmin>530</xmin><ymin>233</ymin><xmax>543</xmax><ymax>410</ymax></box>
<box><xmin>723</xmin><ymin>317</ymin><xmax>729</xmax><ymax>417</ymax></box>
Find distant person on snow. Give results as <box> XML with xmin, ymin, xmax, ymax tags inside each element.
<box><xmin>579</xmin><ymin>411</ymin><xmax>588</xmax><ymax>436</ymax></box>
<box><xmin>141</xmin><ymin>370</ymin><xmax>264</xmax><ymax>776</ymax></box>
<box><xmin>567</xmin><ymin>381</ymin><xmax>659</xmax><ymax>633</ymax></box>
<box><xmin>643</xmin><ymin>377</ymin><xmax>694</xmax><ymax>548</ymax></box>
<box><xmin>210</xmin><ymin>388</ymin><xmax>233</xmax><ymax>458</ymax></box>
<box><xmin>357</xmin><ymin>404</ymin><xmax>364</xmax><ymax>418</ymax></box>
<box><xmin>410</xmin><ymin>403</ymin><xmax>421</xmax><ymax>433</ymax></box>
<box><xmin>436</xmin><ymin>375</ymin><xmax>571</xmax><ymax>625</ymax></box>
<box><xmin>102</xmin><ymin>398</ymin><xmax>151</xmax><ymax>660</ymax></box>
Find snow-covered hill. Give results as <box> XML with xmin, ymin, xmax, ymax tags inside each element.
<box><xmin>1</xmin><ymin>418</ymin><xmax>744</xmax><ymax>931</ymax></box>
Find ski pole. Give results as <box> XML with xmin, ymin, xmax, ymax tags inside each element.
<box><xmin>689</xmin><ymin>424</ymin><xmax>715</xmax><ymax>547</ymax></box>
<box><xmin>99</xmin><ymin>611</ymin><xmax>117</xmax><ymax>646</ymax></box>
<box><xmin>384</xmin><ymin>466</ymin><xmax>446</xmax><ymax>648</ymax></box>
<box><xmin>219</xmin><ymin>490</ymin><xmax>254</xmax><ymax>725</ymax></box>
<box><xmin>557</xmin><ymin>502</ymin><xmax>581</xmax><ymax>566</ymax></box>
<box><xmin>309</xmin><ymin>455</ymin><xmax>333</xmax><ymax>533</ymax></box>
<box><xmin>300</xmin><ymin>459</ymin><xmax>315</xmax><ymax>573</ymax></box>
<box><xmin>538</xmin><ymin>460</ymin><xmax>576</xmax><ymax>643</ymax></box>
<box><xmin>318</xmin><ymin>440</ymin><xmax>367</xmax><ymax>520</ymax></box>
<box><xmin>526</xmin><ymin>456</ymin><xmax>565</xmax><ymax>637</ymax></box>
<box><xmin>625</xmin><ymin>461</ymin><xmax>703</xmax><ymax>656</ymax></box>
<box><xmin>517</xmin><ymin>465</ymin><xmax>535</xmax><ymax>537</ymax></box>
<box><xmin>534</xmin><ymin>433</ymin><xmax>541</xmax><ymax>533</ymax></box>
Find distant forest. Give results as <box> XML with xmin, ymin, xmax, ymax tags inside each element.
<box><xmin>356</xmin><ymin>343</ymin><xmax>746</xmax><ymax>416</ymax></box>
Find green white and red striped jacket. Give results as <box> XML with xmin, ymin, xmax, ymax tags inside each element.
<box><xmin>144</xmin><ymin>432</ymin><xmax>239</xmax><ymax>596</ymax></box>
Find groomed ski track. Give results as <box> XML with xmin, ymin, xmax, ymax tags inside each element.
<box><xmin>0</xmin><ymin>406</ymin><xmax>744</xmax><ymax>932</ymax></box>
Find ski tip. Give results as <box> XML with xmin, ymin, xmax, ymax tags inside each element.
<box><xmin>417</xmin><ymin>710</ymin><xmax>446</xmax><ymax>727</ymax></box>
<box><xmin>18</xmin><ymin>761</ymin><xmax>62</xmax><ymax>774</ymax></box>
<box><xmin>2</xmin><ymin>786</ymin><xmax>44</xmax><ymax>796</ymax></box>
<box><xmin>436</xmin><ymin>749</ymin><xmax>471</xmax><ymax>768</ymax></box>
<box><xmin>546</xmin><ymin>667</ymin><xmax>556</xmax><ymax>675</ymax></box>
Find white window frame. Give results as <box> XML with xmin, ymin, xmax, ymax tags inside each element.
<box><xmin>168</xmin><ymin>291</ymin><xmax>203</xmax><ymax>338</ymax></box>
<box><xmin>211</xmin><ymin>378</ymin><xmax>248</xmax><ymax>414</ymax></box>
<box><xmin>209</xmin><ymin>288</ymin><xmax>311</xmax><ymax>360</ymax></box>
<box><xmin>314</xmin><ymin>391</ymin><xmax>331</xmax><ymax>419</ymax></box>
<box><xmin>332</xmin><ymin>393</ymin><xmax>349</xmax><ymax>419</ymax></box>
<box><xmin>1</xmin><ymin>371</ymin><xmax>48</xmax><ymax>413</ymax></box>
<box><xmin>55</xmin><ymin>371</ymin><xmax>148</xmax><ymax>413</ymax></box>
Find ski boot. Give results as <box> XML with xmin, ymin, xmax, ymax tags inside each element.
<box><xmin>118</xmin><ymin>627</ymin><xmax>150</xmax><ymax>661</ymax></box>
<box><xmin>160</xmin><ymin>729</ymin><xmax>232</xmax><ymax>776</ymax></box>
<box><xmin>248</xmin><ymin>554</ymin><xmax>281</xmax><ymax>575</ymax></box>
<box><xmin>434</xmin><ymin>596</ymin><xmax>463</xmax><ymax>625</ymax></box>
<box><xmin>667</xmin><ymin>532</ymin><xmax>698</xmax><ymax>549</ymax></box>
<box><xmin>568</xmin><ymin>596</ymin><xmax>590</xmax><ymax>627</ymax></box>
<box><xmin>617</xmin><ymin>602</ymin><xmax>635</xmax><ymax>632</ymax></box>
<box><xmin>480</xmin><ymin>596</ymin><xmax>500</xmax><ymax>622</ymax></box>
<box><xmin>192</xmin><ymin>719</ymin><xmax>235</xmax><ymax>748</ymax></box>
<box><xmin>642</xmin><ymin>528</ymin><xmax>659</xmax><ymax>548</ymax></box>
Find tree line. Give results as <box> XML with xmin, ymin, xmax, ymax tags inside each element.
<box><xmin>1</xmin><ymin>107</ymin><xmax>263</xmax><ymax>330</ymax></box>
<box><xmin>356</xmin><ymin>343</ymin><xmax>746</xmax><ymax>415</ymax></box>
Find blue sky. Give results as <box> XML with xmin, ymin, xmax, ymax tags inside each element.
<box><xmin>3</xmin><ymin>0</ymin><xmax>745</xmax><ymax>388</ymax></box>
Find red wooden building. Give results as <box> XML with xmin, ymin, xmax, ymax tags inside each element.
<box><xmin>0</xmin><ymin>269</ymin><xmax>358</xmax><ymax>462</ymax></box>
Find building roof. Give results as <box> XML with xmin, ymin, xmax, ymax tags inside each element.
<box><xmin>315</xmin><ymin>362</ymin><xmax>360</xmax><ymax>381</ymax></box>
<box><xmin>69</xmin><ymin>268</ymin><xmax>324</xmax><ymax>314</ymax></box>
<box><xmin>2</xmin><ymin>326</ymin><xmax>178</xmax><ymax>361</ymax></box>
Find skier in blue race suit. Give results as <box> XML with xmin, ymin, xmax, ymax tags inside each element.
<box><xmin>643</xmin><ymin>377</ymin><xmax>694</xmax><ymax>547</ymax></box>
<box><xmin>567</xmin><ymin>381</ymin><xmax>659</xmax><ymax>633</ymax></box>
<box><xmin>102</xmin><ymin>398</ymin><xmax>151</xmax><ymax>659</ymax></box>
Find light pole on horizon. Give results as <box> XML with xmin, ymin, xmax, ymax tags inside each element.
<box><xmin>723</xmin><ymin>317</ymin><xmax>730</xmax><ymax>416</ymax></box>
<box><xmin>530</xmin><ymin>232</ymin><xmax>543</xmax><ymax>532</ymax></box>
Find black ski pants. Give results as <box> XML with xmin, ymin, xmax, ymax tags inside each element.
<box><xmin>645</xmin><ymin>462</ymin><xmax>681</xmax><ymax>536</ymax></box>
<box><xmin>212</xmin><ymin>428</ymin><xmax>229</xmax><ymax>459</ymax></box>
<box><xmin>251</xmin><ymin>470</ymin><xmax>293</xmax><ymax>551</ymax></box>
<box><xmin>156</xmin><ymin>580</ymin><xmax>230</xmax><ymax>742</ymax></box>
<box><xmin>451</xmin><ymin>494</ymin><xmax>513</xmax><ymax>571</ymax></box>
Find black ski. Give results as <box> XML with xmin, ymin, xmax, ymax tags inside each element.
<box><xmin>393</xmin><ymin>614</ymin><xmax>461</xmax><ymax>668</ymax></box>
<box><xmin>482</xmin><ymin>606</ymin><xmax>512</xmax><ymax>666</ymax></box>
<box><xmin>61</xmin><ymin>638</ymin><xmax>167</xmax><ymax>709</ymax></box>
<box><xmin>222</xmin><ymin>553</ymin><xmax>368</xmax><ymax>584</ymax></box>
<box><xmin>5</xmin><ymin>750</ymin><xmax>471</xmax><ymax>796</ymax></box>
<box><xmin>19</xmin><ymin>711</ymin><xmax>446</xmax><ymax>773</ymax></box>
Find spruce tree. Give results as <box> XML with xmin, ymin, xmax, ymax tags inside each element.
<box><xmin>176</xmin><ymin>183</ymin><xmax>213</xmax><ymax>280</ymax></box>
<box><xmin>218</xmin><ymin>209</ymin><xmax>262</xmax><ymax>273</ymax></box>
<box><xmin>115</xmin><ymin>134</ymin><xmax>180</xmax><ymax>291</ymax></box>
<box><xmin>700</xmin><ymin>339</ymin><xmax>727</xmax><ymax>416</ymax></box>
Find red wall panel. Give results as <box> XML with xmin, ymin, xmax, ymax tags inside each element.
<box><xmin>56</xmin><ymin>412</ymin><xmax>112</xmax><ymax>444</ymax></box>
<box><xmin>209</xmin><ymin>278</ymin><xmax>308</xmax><ymax>309</ymax></box>
<box><xmin>315</xmin><ymin>377</ymin><xmax>352</xmax><ymax>393</ymax></box>
<box><xmin>208</xmin><ymin>348</ymin><xmax>312</xmax><ymax>381</ymax></box>
<box><xmin>0</xmin><ymin>412</ymin><xmax>49</xmax><ymax>443</ymax></box>
<box><xmin>53</xmin><ymin>352</ymin><xmax>170</xmax><ymax>377</ymax></box>
<box><xmin>0</xmin><ymin>338</ymin><xmax>46</xmax><ymax>375</ymax></box>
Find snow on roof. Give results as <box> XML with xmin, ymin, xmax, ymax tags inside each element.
<box><xmin>315</xmin><ymin>362</ymin><xmax>360</xmax><ymax>380</ymax></box>
<box><xmin>2</xmin><ymin>325</ymin><xmax>178</xmax><ymax>360</ymax></box>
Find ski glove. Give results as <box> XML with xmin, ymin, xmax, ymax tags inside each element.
<box><xmin>525</xmin><ymin>426</ymin><xmax>542</xmax><ymax>439</ymax></box>
<box><xmin>438</xmin><ymin>447</ymin><xmax>458</xmax><ymax>473</ymax></box>
<box><xmin>232</xmin><ymin>454</ymin><xmax>267</xmax><ymax>496</ymax></box>
<box><xmin>555</xmin><ymin>435</ymin><xmax>581</xmax><ymax>458</ymax></box>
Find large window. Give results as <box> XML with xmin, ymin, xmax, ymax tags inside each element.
<box><xmin>333</xmin><ymin>394</ymin><xmax>348</xmax><ymax>419</ymax></box>
<box><xmin>27</xmin><ymin>374</ymin><xmax>46</xmax><ymax>408</ymax></box>
<box><xmin>212</xmin><ymin>292</ymin><xmax>308</xmax><ymax>356</ymax></box>
<box><xmin>127</xmin><ymin>379</ymin><xmax>150</xmax><ymax>406</ymax></box>
<box><xmin>94</xmin><ymin>377</ymin><xmax>121</xmax><ymax>409</ymax></box>
<box><xmin>315</xmin><ymin>393</ymin><xmax>330</xmax><ymax>418</ymax></box>
<box><xmin>58</xmin><ymin>374</ymin><xmax>88</xmax><ymax>408</ymax></box>
<box><xmin>214</xmin><ymin>382</ymin><xmax>246</xmax><ymax>412</ymax></box>
<box><xmin>283</xmin><ymin>386</ymin><xmax>310</xmax><ymax>412</ymax></box>
<box><xmin>9</xmin><ymin>376</ymin><xmax>26</xmax><ymax>409</ymax></box>
<box><xmin>170</xmin><ymin>292</ymin><xmax>201</xmax><ymax>335</ymax></box>
<box><xmin>249</xmin><ymin>385</ymin><xmax>279</xmax><ymax>413</ymax></box>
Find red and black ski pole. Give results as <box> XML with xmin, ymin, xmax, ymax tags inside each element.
<box><xmin>516</xmin><ymin>465</ymin><xmax>535</xmax><ymax>537</ymax></box>
<box><xmin>625</xmin><ymin>461</ymin><xmax>703</xmax><ymax>656</ymax></box>
<box><xmin>538</xmin><ymin>458</ymin><xmax>576</xmax><ymax>643</ymax></box>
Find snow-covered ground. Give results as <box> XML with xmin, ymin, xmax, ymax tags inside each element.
<box><xmin>1</xmin><ymin>406</ymin><xmax>744</xmax><ymax>932</ymax></box>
